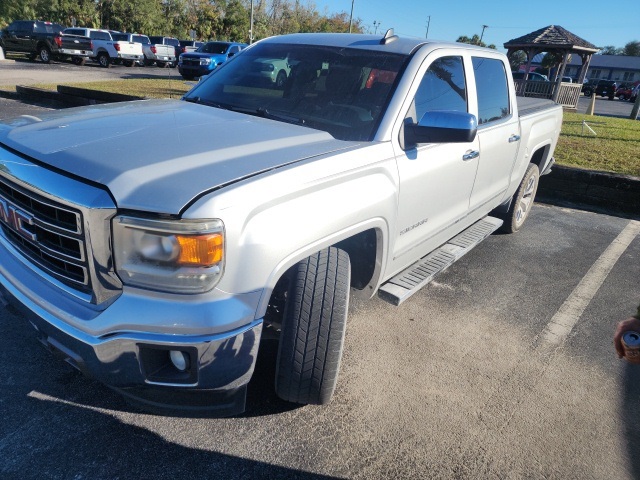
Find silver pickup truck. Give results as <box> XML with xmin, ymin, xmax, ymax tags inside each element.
<box><xmin>0</xmin><ymin>32</ymin><xmax>561</xmax><ymax>416</ymax></box>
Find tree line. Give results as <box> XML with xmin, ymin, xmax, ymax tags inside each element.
<box><xmin>0</xmin><ymin>0</ymin><xmax>365</xmax><ymax>42</ymax></box>
<box><xmin>598</xmin><ymin>41</ymin><xmax>640</xmax><ymax>57</ymax></box>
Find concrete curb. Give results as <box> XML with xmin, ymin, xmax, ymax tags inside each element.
<box><xmin>538</xmin><ymin>165</ymin><xmax>640</xmax><ymax>218</ymax></box>
<box><xmin>2</xmin><ymin>85</ymin><xmax>638</xmax><ymax>219</ymax></box>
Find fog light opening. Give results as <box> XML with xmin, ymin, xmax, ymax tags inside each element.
<box><xmin>169</xmin><ymin>350</ymin><xmax>190</xmax><ymax>372</ymax></box>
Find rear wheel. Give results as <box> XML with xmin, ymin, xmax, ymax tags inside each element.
<box><xmin>498</xmin><ymin>163</ymin><xmax>540</xmax><ymax>233</ymax></box>
<box><xmin>123</xmin><ymin>60</ymin><xmax>134</xmax><ymax>67</ymax></box>
<box><xmin>72</xmin><ymin>57</ymin><xmax>86</xmax><ymax>66</ymax></box>
<box><xmin>156</xmin><ymin>61</ymin><xmax>167</xmax><ymax>68</ymax></box>
<box><xmin>275</xmin><ymin>247</ymin><xmax>351</xmax><ymax>405</ymax></box>
<box><xmin>97</xmin><ymin>52</ymin><xmax>110</xmax><ymax>68</ymax></box>
<box><xmin>39</xmin><ymin>46</ymin><xmax>51</xmax><ymax>63</ymax></box>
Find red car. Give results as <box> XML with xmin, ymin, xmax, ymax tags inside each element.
<box><xmin>615</xmin><ymin>84</ymin><xmax>634</xmax><ymax>101</ymax></box>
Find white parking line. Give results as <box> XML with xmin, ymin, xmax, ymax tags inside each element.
<box><xmin>539</xmin><ymin>219</ymin><xmax>640</xmax><ymax>348</ymax></box>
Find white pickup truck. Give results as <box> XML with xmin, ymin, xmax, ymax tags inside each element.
<box><xmin>63</xmin><ymin>27</ymin><xmax>143</xmax><ymax>67</ymax></box>
<box><xmin>0</xmin><ymin>32</ymin><xmax>561</xmax><ymax>416</ymax></box>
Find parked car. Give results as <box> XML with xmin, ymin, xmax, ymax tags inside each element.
<box><xmin>63</xmin><ymin>27</ymin><xmax>143</xmax><ymax>67</ymax></box>
<box><xmin>148</xmin><ymin>36</ymin><xmax>179</xmax><ymax>67</ymax></box>
<box><xmin>512</xmin><ymin>71</ymin><xmax>548</xmax><ymax>82</ymax></box>
<box><xmin>246</xmin><ymin>57</ymin><xmax>291</xmax><ymax>88</ymax></box>
<box><xmin>0</xmin><ymin>20</ymin><xmax>92</xmax><ymax>64</ymax></box>
<box><xmin>179</xmin><ymin>39</ymin><xmax>204</xmax><ymax>54</ymax></box>
<box><xmin>594</xmin><ymin>80</ymin><xmax>617</xmax><ymax>99</ymax></box>
<box><xmin>581</xmin><ymin>79</ymin><xmax>597</xmax><ymax>97</ymax></box>
<box><xmin>615</xmin><ymin>83</ymin><xmax>634</xmax><ymax>101</ymax></box>
<box><xmin>178</xmin><ymin>41</ymin><xmax>246</xmax><ymax>79</ymax></box>
<box><xmin>631</xmin><ymin>83</ymin><xmax>640</xmax><ymax>102</ymax></box>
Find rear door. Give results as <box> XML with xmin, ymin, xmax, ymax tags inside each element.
<box><xmin>468</xmin><ymin>55</ymin><xmax>520</xmax><ymax>211</ymax></box>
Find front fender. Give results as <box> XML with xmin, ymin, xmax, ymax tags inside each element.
<box><xmin>184</xmin><ymin>143</ymin><xmax>399</xmax><ymax>318</ymax></box>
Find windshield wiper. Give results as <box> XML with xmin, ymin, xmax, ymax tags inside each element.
<box><xmin>183</xmin><ymin>96</ymin><xmax>233</xmax><ymax>111</ymax></box>
<box><xmin>255</xmin><ymin>107</ymin><xmax>306</xmax><ymax>126</ymax></box>
<box><xmin>184</xmin><ymin>98</ymin><xmax>305</xmax><ymax>126</ymax></box>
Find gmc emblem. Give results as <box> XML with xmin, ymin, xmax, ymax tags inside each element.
<box><xmin>0</xmin><ymin>195</ymin><xmax>37</xmax><ymax>242</ymax></box>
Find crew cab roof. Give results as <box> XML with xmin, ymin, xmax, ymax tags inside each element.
<box><xmin>255</xmin><ymin>32</ymin><xmax>485</xmax><ymax>56</ymax></box>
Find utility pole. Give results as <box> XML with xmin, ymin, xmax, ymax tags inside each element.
<box><xmin>373</xmin><ymin>20</ymin><xmax>380</xmax><ymax>34</ymax></box>
<box><xmin>425</xmin><ymin>16</ymin><xmax>431</xmax><ymax>39</ymax></box>
<box><xmin>249</xmin><ymin>0</ymin><xmax>254</xmax><ymax>44</ymax></box>
<box><xmin>479</xmin><ymin>25</ymin><xmax>488</xmax><ymax>45</ymax></box>
<box><xmin>349</xmin><ymin>0</ymin><xmax>354</xmax><ymax>33</ymax></box>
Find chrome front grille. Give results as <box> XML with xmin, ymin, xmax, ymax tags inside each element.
<box><xmin>0</xmin><ymin>177</ymin><xmax>90</xmax><ymax>291</ymax></box>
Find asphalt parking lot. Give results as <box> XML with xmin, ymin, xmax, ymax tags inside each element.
<box><xmin>1</xmin><ymin>62</ymin><xmax>639</xmax><ymax>479</ymax></box>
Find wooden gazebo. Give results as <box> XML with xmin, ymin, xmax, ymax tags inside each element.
<box><xmin>504</xmin><ymin>25</ymin><xmax>599</xmax><ymax>109</ymax></box>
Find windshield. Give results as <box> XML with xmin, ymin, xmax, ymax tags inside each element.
<box><xmin>184</xmin><ymin>42</ymin><xmax>407</xmax><ymax>141</ymax></box>
<box><xmin>198</xmin><ymin>42</ymin><xmax>231</xmax><ymax>54</ymax></box>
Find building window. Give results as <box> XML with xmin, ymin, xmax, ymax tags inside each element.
<box><xmin>591</xmin><ymin>69</ymin><xmax>602</xmax><ymax>79</ymax></box>
<box><xmin>623</xmin><ymin>72</ymin><xmax>635</xmax><ymax>81</ymax></box>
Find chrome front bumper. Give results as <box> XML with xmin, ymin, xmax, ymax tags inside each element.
<box><xmin>0</xmin><ymin>234</ymin><xmax>263</xmax><ymax>417</ymax></box>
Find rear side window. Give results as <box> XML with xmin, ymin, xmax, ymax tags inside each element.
<box><xmin>414</xmin><ymin>56</ymin><xmax>467</xmax><ymax>121</ymax></box>
<box><xmin>472</xmin><ymin>57</ymin><xmax>510</xmax><ymax>125</ymax></box>
<box><xmin>133</xmin><ymin>35</ymin><xmax>150</xmax><ymax>44</ymax></box>
<box><xmin>90</xmin><ymin>31</ymin><xmax>111</xmax><ymax>41</ymax></box>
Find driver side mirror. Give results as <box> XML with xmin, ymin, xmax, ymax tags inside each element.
<box><xmin>404</xmin><ymin>110</ymin><xmax>477</xmax><ymax>148</ymax></box>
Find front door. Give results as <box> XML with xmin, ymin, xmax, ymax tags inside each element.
<box><xmin>391</xmin><ymin>54</ymin><xmax>479</xmax><ymax>274</ymax></box>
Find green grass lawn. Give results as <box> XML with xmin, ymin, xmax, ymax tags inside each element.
<box><xmin>2</xmin><ymin>78</ymin><xmax>639</xmax><ymax>177</ymax></box>
<box><xmin>555</xmin><ymin>112</ymin><xmax>640</xmax><ymax>177</ymax></box>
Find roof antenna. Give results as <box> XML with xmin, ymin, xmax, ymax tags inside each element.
<box><xmin>380</xmin><ymin>28</ymin><xmax>398</xmax><ymax>45</ymax></box>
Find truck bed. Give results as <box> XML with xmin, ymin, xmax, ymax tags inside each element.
<box><xmin>516</xmin><ymin>96</ymin><xmax>558</xmax><ymax>117</ymax></box>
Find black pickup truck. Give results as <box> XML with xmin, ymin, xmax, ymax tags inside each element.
<box><xmin>0</xmin><ymin>20</ymin><xmax>92</xmax><ymax>64</ymax></box>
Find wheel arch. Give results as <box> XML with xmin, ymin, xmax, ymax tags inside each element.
<box><xmin>256</xmin><ymin>221</ymin><xmax>387</xmax><ymax>319</ymax></box>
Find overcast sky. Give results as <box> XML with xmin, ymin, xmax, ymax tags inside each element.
<box><xmin>313</xmin><ymin>0</ymin><xmax>636</xmax><ymax>52</ymax></box>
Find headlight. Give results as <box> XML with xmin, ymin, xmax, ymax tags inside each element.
<box><xmin>113</xmin><ymin>216</ymin><xmax>224</xmax><ymax>294</ymax></box>
<box><xmin>200</xmin><ymin>58</ymin><xmax>212</xmax><ymax>65</ymax></box>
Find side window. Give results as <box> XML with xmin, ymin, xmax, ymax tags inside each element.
<box><xmin>413</xmin><ymin>56</ymin><xmax>467</xmax><ymax>121</ymax></box>
<box><xmin>472</xmin><ymin>57</ymin><xmax>510</xmax><ymax>125</ymax></box>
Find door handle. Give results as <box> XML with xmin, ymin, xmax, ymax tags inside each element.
<box><xmin>463</xmin><ymin>150</ymin><xmax>479</xmax><ymax>161</ymax></box>
<box><xmin>509</xmin><ymin>134</ymin><xmax>521</xmax><ymax>143</ymax></box>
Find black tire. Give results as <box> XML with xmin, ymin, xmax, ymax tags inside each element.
<box><xmin>123</xmin><ymin>60</ymin><xmax>134</xmax><ymax>67</ymax></box>
<box><xmin>498</xmin><ymin>163</ymin><xmax>540</xmax><ymax>234</ymax></box>
<box><xmin>98</xmin><ymin>52</ymin><xmax>110</xmax><ymax>68</ymax></box>
<box><xmin>72</xmin><ymin>57</ymin><xmax>86</xmax><ymax>66</ymax></box>
<box><xmin>275</xmin><ymin>70</ymin><xmax>287</xmax><ymax>89</ymax></box>
<box><xmin>143</xmin><ymin>56</ymin><xmax>154</xmax><ymax>67</ymax></box>
<box><xmin>618</xmin><ymin>94</ymin><xmax>626</xmax><ymax>101</ymax></box>
<box><xmin>181</xmin><ymin>75</ymin><xmax>195</xmax><ymax>80</ymax></box>
<box><xmin>584</xmin><ymin>89</ymin><xmax>592</xmax><ymax>97</ymax></box>
<box><xmin>39</xmin><ymin>46</ymin><xmax>51</xmax><ymax>63</ymax></box>
<box><xmin>275</xmin><ymin>247</ymin><xmax>351</xmax><ymax>405</ymax></box>
<box><xmin>156</xmin><ymin>61</ymin><xmax>167</xmax><ymax>68</ymax></box>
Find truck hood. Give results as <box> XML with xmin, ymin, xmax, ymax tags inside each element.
<box><xmin>0</xmin><ymin>99</ymin><xmax>358</xmax><ymax>214</ymax></box>
<box><xmin>182</xmin><ymin>52</ymin><xmax>226</xmax><ymax>62</ymax></box>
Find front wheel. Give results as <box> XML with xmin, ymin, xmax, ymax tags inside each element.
<box><xmin>498</xmin><ymin>163</ymin><xmax>540</xmax><ymax>234</ymax></box>
<box><xmin>275</xmin><ymin>247</ymin><xmax>351</xmax><ymax>405</ymax></box>
<box><xmin>39</xmin><ymin>46</ymin><xmax>51</xmax><ymax>63</ymax></box>
<box><xmin>275</xmin><ymin>70</ymin><xmax>287</xmax><ymax>89</ymax></box>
